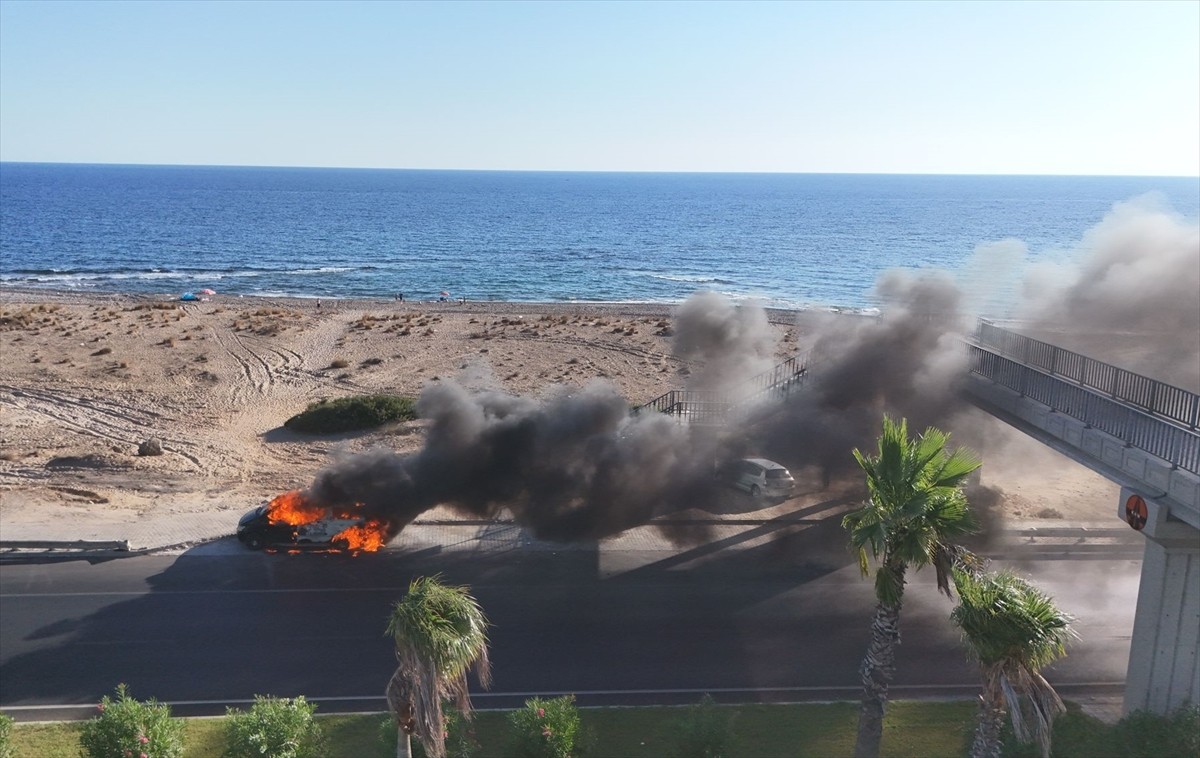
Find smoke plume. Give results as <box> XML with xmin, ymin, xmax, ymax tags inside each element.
<box><xmin>1021</xmin><ymin>196</ymin><xmax>1200</xmax><ymax>389</ymax></box>
<box><xmin>310</xmin><ymin>379</ymin><xmax>732</xmax><ymax>543</ymax></box>
<box><xmin>305</xmin><ymin>198</ymin><xmax>1198</xmax><ymax>546</ymax></box>
<box><xmin>671</xmin><ymin>290</ymin><xmax>777</xmax><ymax>393</ymax></box>
<box><xmin>757</xmin><ymin>268</ymin><xmax>972</xmax><ymax>488</ymax></box>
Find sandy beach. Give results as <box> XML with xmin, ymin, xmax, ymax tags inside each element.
<box><xmin>0</xmin><ymin>288</ymin><xmax>1120</xmax><ymax>538</ymax></box>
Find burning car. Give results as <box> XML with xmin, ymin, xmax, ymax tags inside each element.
<box><xmin>237</xmin><ymin>490</ymin><xmax>389</xmax><ymax>552</ymax></box>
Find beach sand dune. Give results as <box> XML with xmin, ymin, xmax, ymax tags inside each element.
<box><xmin>0</xmin><ymin>290</ymin><xmax>1118</xmax><ymax>535</ymax></box>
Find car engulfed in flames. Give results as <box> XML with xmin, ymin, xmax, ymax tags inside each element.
<box><xmin>236</xmin><ymin>490</ymin><xmax>390</xmax><ymax>553</ymax></box>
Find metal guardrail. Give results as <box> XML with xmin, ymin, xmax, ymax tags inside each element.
<box><xmin>0</xmin><ymin>539</ymin><xmax>131</xmax><ymax>551</ymax></box>
<box><xmin>636</xmin><ymin>352</ymin><xmax>810</xmax><ymax>424</ymax></box>
<box><xmin>977</xmin><ymin>321</ymin><xmax>1200</xmax><ymax>431</ymax></box>
<box><xmin>967</xmin><ymin>344</ymin><xmax>1200</xmax><ymax>475</ymax></box>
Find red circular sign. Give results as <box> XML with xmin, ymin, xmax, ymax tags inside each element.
<box><xmin>1125</xmin><ymin>494</ymin><xmax>1148</xmax><ymax>531</ymax></box>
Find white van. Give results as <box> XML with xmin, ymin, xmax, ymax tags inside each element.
<box><xmin>719</xmin><ymin>458</ymin><xmax>795</xmax><ymax>499</ymax></box>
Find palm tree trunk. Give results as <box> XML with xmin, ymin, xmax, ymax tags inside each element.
<box><xmin>387</xmin><ymin>669</ymin><xmax>416</xmax><ymax>758</ymax></box>
<box><xmin>969</xmin><ymin>679</ymin><xmax>1006</xmax><ymax>758</ymax></box>
<box><xmin>854</xmin><ymin>597</ymin><xmax>903</xmax><ymax>758</ymax></box>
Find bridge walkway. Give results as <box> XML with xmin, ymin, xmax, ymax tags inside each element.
<box><xmin>963</xmin><ymin>321</ymin><xmax>1200</xmax><ymax>718</ymax></box>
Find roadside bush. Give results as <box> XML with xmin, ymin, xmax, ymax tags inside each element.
<box><xmin>0</xmin><ymin>713</ymin><xmax>13</xmax><ymax>758</ymax></box>
<box><xmin>284</xmin><ymin>394</ymin><xmax>417</xmax><ymax>434</ymax></box>
<box><xmin>507</xmin><ymin>695</ymin><xmax>582</xmax><ymax>758</ymax></box>
<box><xmin>224</xmin><ymin>695</ymin><xmax>326</xmax><ymax>758</ymax></box>
<box><xmin>1108</xmin><ymin>701</ymin><xmax>1200</xmax><ymax>758</ymax></box>
<box><xmin>671</xmin><ymin>694</ymin><xmax>737</xmax><ymax>758</ymax></box>
<box><xmin>1001</xmin><ymin>700</ymin><xmax>1200</xmax><ymax>758</ymax></box>
<box><xmin>79</xmin><ymin>684</ymin><xmax>185</xmax><ymax>758</ymax></box>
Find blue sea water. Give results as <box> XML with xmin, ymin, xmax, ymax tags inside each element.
<box><xmin>1</xmin><ymin>163</ymin><xmax>1197</xmax><ymax>314</ymax></box>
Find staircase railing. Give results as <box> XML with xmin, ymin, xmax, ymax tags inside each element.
<box><xmin>635</xmin><ymin>350</ymin><xmax>810</xmax><ymax>424</ymax></box>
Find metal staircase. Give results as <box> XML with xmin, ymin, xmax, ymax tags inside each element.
<box><xmin>634</xmin><ymin>352</ymin><xmax>810</xmax><ymax>425</ymax></box>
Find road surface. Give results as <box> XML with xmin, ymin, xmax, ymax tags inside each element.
<box><xmin>0</xmin><ymin>526</ymin><xmax>1140</xmax><ymax>720</ymax></box>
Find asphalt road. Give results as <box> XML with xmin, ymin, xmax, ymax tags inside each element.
<box><xmin>0</xmin><ymin>529</ymin><xmax>1141</xmax><ymax>720</ymax></box>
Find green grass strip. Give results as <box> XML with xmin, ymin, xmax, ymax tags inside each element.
<box><xmin>2</xmin><ymin>700</ymin><xmax>979</xmax><ymax>758</ymax></box>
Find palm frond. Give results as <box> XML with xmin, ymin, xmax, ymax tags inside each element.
<box><xmin>931</xmin><ymin>446</ymin><xmax>983</xmax><ymax>488</ymax></box>
<box><xmin>874</xmin><ymin>563</ymin><xmax>906</xmax><ymax>607</ymax></box>
<box><xmin>952</xmin><ymin>570</ymin><xmax>1074</xmax><ymax>667</ymax></box>
<box><xmin>953</xmin><ymin>570</ymin><xmax>1072</xmax><ymax>758</ymax></box>
<box><xmin>845</xmin><ymin>416</ymin><xmax>982</xmax><ymax>604</ymax></box>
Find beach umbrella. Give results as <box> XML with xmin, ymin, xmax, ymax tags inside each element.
<box><xmin>439</xmin><ymin>291</ymin><xmax>450</xmax><ymax>297</ymax></box>
<box><xmin>198</xmin><ymin>288</ymin><xmax>217</xmax><ymax>295</ymax></box>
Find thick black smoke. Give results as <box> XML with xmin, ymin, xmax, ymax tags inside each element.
<box><xmin>308</xmin><ymin>279</ymin><xmax>976</xmax><ymax>545</ymax></box>
<box><xmin>310</xmin><ymin>379</ymin><xmax>734</xmax><ymax>543</ymax></box>
<box><xmin>754</xmin><ymin>268</ymin><xmax>973</xmax><ymax>488</ymax></box>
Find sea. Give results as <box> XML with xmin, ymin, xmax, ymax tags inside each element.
<box><xmin>1</xmin><ymin>163</ymin><xmax>1197</xmax><ymax>316</ymax></box>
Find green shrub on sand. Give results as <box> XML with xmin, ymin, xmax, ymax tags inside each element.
<box><xmin>285</xmin><ymin>395</ymin><xmax>417</xmax><ymax>434</ymax></box>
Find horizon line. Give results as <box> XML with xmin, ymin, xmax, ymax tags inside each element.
<box><xmin>2</xmin><ymin>160</ymin><xmax>1198</xmax><ymax>180</ymax></box>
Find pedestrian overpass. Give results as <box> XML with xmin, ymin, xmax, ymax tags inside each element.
<box><xmin>964</xmin><ymin>321</ymin><xmax>1199</xmax><ymax>716</ymax></box>
<box><xmin>639</xmin><ymin>321</ymin><xmax>1199</xmax><ymax>716</ymax></box>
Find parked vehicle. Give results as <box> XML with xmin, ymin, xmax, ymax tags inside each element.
<box><xmin>236</xmin><ymin>505</ymin><xmax>363</xmax><ymax>550</ymax></box>
<box><xmin>718</xmin><ymin>458</ymin><xmax>795</xmax><ymax>499</ymax></box>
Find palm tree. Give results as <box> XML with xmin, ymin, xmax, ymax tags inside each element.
<box><xmin>842</xmin><ymin>415</ymin><xmax>981</xmax><ymax>758</ymax></box>
<box><xmin>385</xmin><ymin>575</ymin><xmax>492</xmax><ymax>758</ymax></box>
<box><xmin>951</xmin><ymin>569</ymin><xmax>1074</xmax><ymax>758</ymax></box>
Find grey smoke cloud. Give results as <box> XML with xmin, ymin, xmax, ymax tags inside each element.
<box><xmin>671</xmin><ymin>290</ymin><xmax>777</xmax><ymax>393</ymax></box>
<box><xmin>758</xmin><ymin>268</ymin><xmax>971</xmax><ymax>488</ymax></box>
<box><xmin>1021</xmin><ymin>197</ymin><xmax>1200</xmax><ymax>388</ymax></box>
<box><xmin>960</xmin><ymin>238</ymin><xmax>1029</xmax><ymax>319</ymax></box>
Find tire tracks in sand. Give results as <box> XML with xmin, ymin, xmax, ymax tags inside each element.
<box><xmin>0</xmin><ymin>385</ymin><xmax>205</xmax><ymax>469</ymax></box>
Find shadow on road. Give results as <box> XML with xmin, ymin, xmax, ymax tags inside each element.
<box><xmin>0</xmin><ymin>489</ymin><xmax>887</xmax><ymax>718</ymax></box>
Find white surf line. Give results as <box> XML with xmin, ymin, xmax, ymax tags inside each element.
<box><xmin>0</xmin><ymin>682</ymin><xmax>1125</xmax><ymax>710</ymax></box>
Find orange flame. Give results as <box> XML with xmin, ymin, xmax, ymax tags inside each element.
<box><xmin>265</xmin><ymin>490</ymin><xmax>390</xmax><ymax>553</ymax></box>
<box><xmin>266</xmin><ymin>490</ymin><xmax>325</xmax><ymax>526</ymax></box>
<box><xmin>332</xmin><ymin>519</ymin><xmax>390</xmax><ymax>553</ymax></box>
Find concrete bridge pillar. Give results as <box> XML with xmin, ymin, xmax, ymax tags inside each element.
<box><xmin>1120</xmin><ymin>488</ymin><xmax>1200</xmax><ymax>715</ymax></box>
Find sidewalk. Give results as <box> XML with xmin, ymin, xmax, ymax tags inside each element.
<box><xmin>0</xmin><ymin>511</ymin><xmax>235</xmax><ymax>553</ymax></box>
<box><xmin>0</xmin><ymin>490</ymin><xmax>1141</xmax><ymax>559</ymax></box>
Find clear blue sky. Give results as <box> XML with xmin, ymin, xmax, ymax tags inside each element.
<box><xmin>1</xmin><ymin>0</ymin><xmax>1197</xmax><ymax>175</ymax></box>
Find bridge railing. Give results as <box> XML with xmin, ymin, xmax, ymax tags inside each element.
<box><xmin>967</xmin><ymin>344</ymin><xmax>1200</xmax><ymax>475</ymax></box>
<box><xmin>977</xmin><ymin>321</ymin><xmax>1200</xmax><ymax>431</ymax></box>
